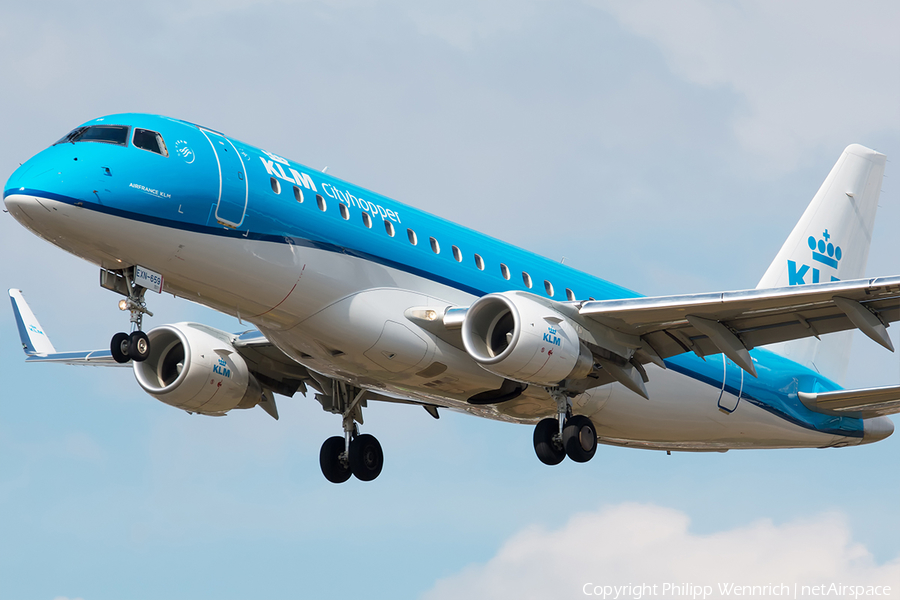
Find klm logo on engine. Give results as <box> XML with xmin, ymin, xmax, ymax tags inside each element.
<box><xmin>788</xmin><ymin>229</ymin><xmax>842</xmax><ymax>286</ymax></box>
<box><xmin>213</xmin><ymin>357</ymin><xmax>231</xmax><ymax>378</ymax></box>
<box><xmin>543</xmin><ymin>326</ymin><xmax>561</xmax><ymax>347</ymax></box>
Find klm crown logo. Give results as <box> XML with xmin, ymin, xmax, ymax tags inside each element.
<box><xmin>808</xmin><ymin>229</ymin><xmax>842</xmax><ymax>268</ymax></box>
<box><xmin>788</xmin><ymin>229</ymin><xmax>842</xmax><ymax>285</ymax></box>
<box><xmin>213</xmin><ymin>357</ymin><xmax>231</xmax><ymax>378</ymax></box>
<box><xmin>543</xmin><ymin>326</ymin><xmax>562</xmax><ymax>347</ymax></box>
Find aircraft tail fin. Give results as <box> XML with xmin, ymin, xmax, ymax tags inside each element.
<box><xmin>757</xmin><ymin>144</ymin><xmax>886</xmax><ymax>384</ymax></box>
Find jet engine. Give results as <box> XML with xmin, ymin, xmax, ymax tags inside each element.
<box><xmin>133</xmin><ymin>323</ymin><xmax>263</xmax><ymax>415</ymax></box>
<box><xmin>461</xmin><ymin>292</ymin><xmax>593</xmax><ymax>386</ymax></box>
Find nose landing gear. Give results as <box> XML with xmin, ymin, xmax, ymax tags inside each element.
<box><xmin>104</xmin><ymin>268</ymin><xmax>154</xmax><ymax>364</ymax></box>
<box><xmin>110</xmin><ymin>330</ymin><xmax>151</xmax><ymax>363</ymax></box>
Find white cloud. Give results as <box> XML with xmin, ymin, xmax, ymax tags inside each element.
<box><xmin>422</xmin><ymin>503</ymin><xmax>900</xmax><ymax>600</ymax></box>
<box><xmin>593</xmin><ymin>0</ymin><xmax>900</xmax><ymax>170</ymax></box>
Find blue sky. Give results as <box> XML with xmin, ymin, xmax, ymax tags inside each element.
<box><xmin>1</xmin><ymin>1</ymin><xmax>899</xmax><ymax>599</ymax></box>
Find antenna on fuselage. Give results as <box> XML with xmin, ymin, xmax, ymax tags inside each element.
<box><xmin>322</xmin><ymin>166</ymin><xmax>328</xmax><ymax>173</ymax></box>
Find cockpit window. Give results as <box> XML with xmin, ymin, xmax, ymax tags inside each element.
<box><xmin>55</xmin><ymin>125</ymin><xmax>130</xmax><ymax>146</ymax></box>
<box><xmin>133</xmin><ymin>128</ymin><xmax>168</xmax><ymax>156</ymax></box>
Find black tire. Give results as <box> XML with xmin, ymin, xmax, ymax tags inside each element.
<box><xmin>349</xmin><ymin>433</ymin><xmax>383</xmax><ymax>482</ymax></box>
<box><xmin>110</xmin><ymin>332</ymin><xmax>130</xmax><ymax>364</ymax></box>
<box><xmin>563</xmin><ymin>415</ymin><xmax>597</xmax><ymax>463</ymax></box>
<box><xmin>128</xmin><ymin>331</ymin><xmax>150</xmax><ymax>362</ymax></box>
<box><xmin>319</xmin><ymin>436</ymin><xmax>351</xmax><ymax>484</ymax></box>
<box><xmin>533</xmin><ymin>417</ymin><xmax>566</xmax><ymax>466</ymax></box>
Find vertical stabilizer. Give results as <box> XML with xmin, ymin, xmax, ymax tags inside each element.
<box><xmin>757</xmin><ymin>144</ymin><xmax>886</xmax><ymax>384</ymax></box>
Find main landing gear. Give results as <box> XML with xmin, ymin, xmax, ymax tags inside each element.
<box><xmin>533</xmin><ymin>388</ymin><xmax>598</xmax><ymax>465</ymax></box>
<box><xmin>314</xmin><ymin>380</ymin><xmax>384</xmax><ymax>483</ymax></box>
<box><xmin>108</xmin><ymin>268</ymin><xmax>154</xmax><ymax>364</ymax></box>
<box><xmin>320</xmin><ymin>429</ymin><xmax>384</xmax><ymax>484</ymax></box>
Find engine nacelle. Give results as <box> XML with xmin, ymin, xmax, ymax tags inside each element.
<box><xmin>133</xmin><ymin>323</ymin><xmax>263</xmax><ymax>416</ymax></box>
<box><xmin>461</xmin><ymin>292</ymin><xmax>593</xmax><ymax>386</ymax></box>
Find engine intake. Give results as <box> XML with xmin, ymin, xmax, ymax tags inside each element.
<box><xmin>133</xmin><ymin>323</ymin><xmax>263</xmax><ymax>415</ymax></box>
<box><xmin>461</xmin><ymin>292</ymin><xmax>593</xmax><ymax>386</ymax></box>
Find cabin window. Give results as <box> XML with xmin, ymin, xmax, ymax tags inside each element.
<box><xmin>132</xmin><ymin>128</ymin><xmax>168</xmax><ymax>156</ymax></box>
<box><xmin>407</xmin><ymin>228</ymin><xmax>418</xmax><ymax>245</ymax></box>
<box><xmin>339</xmin><ymin>203</ymin><xmax>349</xmax><ymax>220</ymax></box>
<box><xmin>565</xmin><ymin>288</ymin><xmax>576</xmax><ymax>301</ymax></box>
<box><xmin>385</xmin><ymin>220</ymin><xmax>395</xmax><ymax>237</ymax></box>
<box><xmin>474</xmin><ymin>254</ymin><xmax>484</xmax><ymax>270</ymax></box>
<box><xmin>500</xmin><ymin>263</ymin><xmax>510</xmax><ymax>280</ymax></box>
<box><xmin>293</xmin><ymin>186</ymin><xmax>304</xmax><ymax>203</ymax></box>
<box><xmin>430</xmin><ymin>237</ymin><xmax>440</xmax><ymax>254</ymax></box>
<box><xmin>362</xmin><ymin>212</ymin><xmax>372</xmax><ymax>228</ymax></box>
<box><xmin>452</xmin><ymin>245</ymin><xmax>462</xmax><ymax>262</ymax></box>
<box><xmin>544</xmin><ymin>280</ymin><xmax>554</xmax><ymax>297</ymax></box>
<box><xmin>522</xmin><ymin>272</ymin><xmax>533</xmax><ymax>288</ymax></box>
<box><xmin>270</xmin><ymin>177</ymin><xmax>281</xmax><ymax>194</ymax></box>
<box><xmin>56</xmin><ymin>125</ymin><xmax>129</xmax><ymax>146</ymax></box>
<box><xmin>317</xmin><ymin>194</ymin><xmax>326</xmax><ymax>211</ymax></box>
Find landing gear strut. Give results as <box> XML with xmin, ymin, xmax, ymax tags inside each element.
<box><xmin>107</xmin><ymin>268</ymin><xmax>153</xmax><ymax>364</ymax></box>
<box><xmin>533</xmin><ymin>388</ymin><xmax>598</xmax><ymax>465</ymax></box>
<box><xmin>314</xmin><ymin>380</ymin><xmax>384</xmax><ymax>483</ymax></box>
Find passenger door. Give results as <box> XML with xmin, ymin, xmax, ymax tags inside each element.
<box><xmin>201</xmin><ymin>129</ymin><xmax>248</xmax><ymax>228</ymax></box>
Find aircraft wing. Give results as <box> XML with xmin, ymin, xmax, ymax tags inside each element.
<box><xmin>8</xmin><ymin>289</ymin><xmax>308</xmax><ymax>386</ymax></box>
<box><xmin>578</xmin><ymin>276</ymin><xmax>900</xmax><ymax>376</ymax></box>
<box><xmin>9</xmin><ymin>288</ymin><xmax>440</xmax><ymax>418</ymax></box>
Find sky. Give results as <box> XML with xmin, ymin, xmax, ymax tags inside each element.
<box><xmin>1</xmin><ymin>1</ymin><xmax>899</xmax><ymax>599</ymax></box>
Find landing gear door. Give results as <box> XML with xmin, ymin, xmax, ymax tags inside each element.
<box><xmin>201</xmin><ymin>129</ymin><xmax>248</xmax><ymax>228</ymax></box>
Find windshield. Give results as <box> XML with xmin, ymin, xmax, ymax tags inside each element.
<box><xmin>54</xmin><ymin>125</ymin><xmax>130</xmax><ymax>146</ymax></box>
<box><xmin>132</xmin><ymin>128</ymin><xmax>168</xmax><ymax>156</ymax></box>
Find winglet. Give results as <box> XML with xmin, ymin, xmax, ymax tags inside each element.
<box><xmin>9</xmin><ymin>289</ymin><xmax>57</xmax><ymax>356</ymax></box>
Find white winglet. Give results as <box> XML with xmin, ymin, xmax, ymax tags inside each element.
<box><xmin>9</xmin><ymin>289</ymin><xmax>57</xmax><ymax>355</ymax></box>
<box><xmin>8</xmin><ymin>288</ymin><xmax>123</xmax><ymax>366</ymax></box>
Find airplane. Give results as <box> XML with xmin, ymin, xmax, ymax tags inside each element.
<box><xmin>5</xmin><ymin>113</ymin><xmax>900</xmax><ymax>484</ymax></box>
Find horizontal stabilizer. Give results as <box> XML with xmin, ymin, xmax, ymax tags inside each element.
<box><xmin>799</xmin><ymin>385</ymin><xmax>900</xmax><ymax>418</ymax></box>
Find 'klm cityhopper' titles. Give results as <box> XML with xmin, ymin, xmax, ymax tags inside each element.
<box><xmin>259</xmin><ymin>155</ymin><xmax>317</xmax><ymax>191</ymax></box>
<box><xmin>259</xmin><ymin>150</ymin><xmax>401</xmax><ymax>224</ymax></box>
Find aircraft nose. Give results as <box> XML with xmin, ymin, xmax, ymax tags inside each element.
<box><xmin>3</xmin><ymin>192</ymin><xmax>47</xmax><ymax>230</ymax></box>
<box><xmin>862</xmin><ymin>416</ymin><xmax>894</xmax><ymax>443</ymax></box>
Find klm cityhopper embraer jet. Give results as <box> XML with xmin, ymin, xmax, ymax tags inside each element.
<box><xmin>5</xmin><ymin>114</ymin><xmax>900</xmax><ymax>483</ymax></box>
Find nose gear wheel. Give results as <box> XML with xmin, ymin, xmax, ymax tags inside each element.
<box><xmin>106</xmin><ymin>267</ymin><xmax>154</xmax><ymax>364</ymax></box>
